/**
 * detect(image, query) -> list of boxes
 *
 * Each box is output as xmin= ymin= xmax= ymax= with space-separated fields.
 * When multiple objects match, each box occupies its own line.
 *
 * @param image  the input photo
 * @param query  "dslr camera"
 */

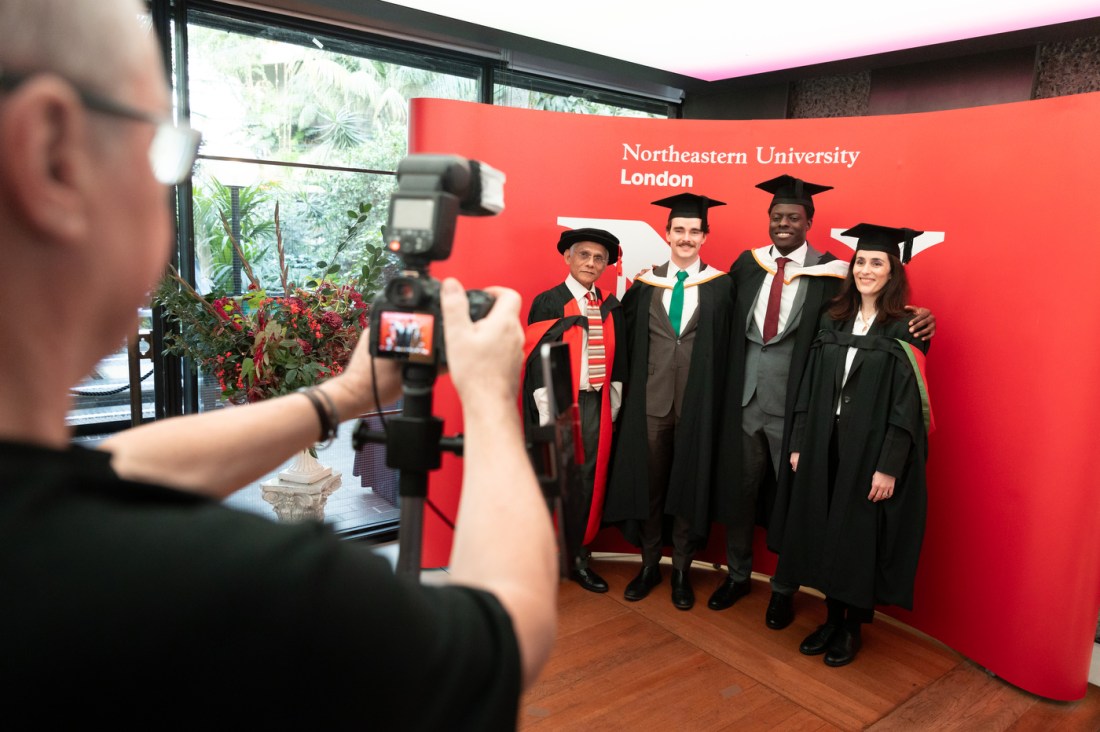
xmin=369 ymin=154 xmax=504 ymax=365
xmin=357 ymin=154 xmax=580 ymax=578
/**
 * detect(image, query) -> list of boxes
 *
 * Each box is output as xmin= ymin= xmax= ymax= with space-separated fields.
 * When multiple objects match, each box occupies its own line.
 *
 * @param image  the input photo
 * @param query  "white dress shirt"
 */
xmin=660 ymin=259 xmax=703 ymax=329
xmin=751 ymin=243 xmax=809 ymax=340
xmin=533 ymin=274 xmax=622 ymax=425
xmin=837 ymin=308 xmax=875 ymax=414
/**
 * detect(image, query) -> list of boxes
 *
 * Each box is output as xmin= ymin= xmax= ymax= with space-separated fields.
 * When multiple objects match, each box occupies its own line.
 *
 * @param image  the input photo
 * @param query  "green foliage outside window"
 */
xmin=193 ymin=178 xmax=277 ymax=294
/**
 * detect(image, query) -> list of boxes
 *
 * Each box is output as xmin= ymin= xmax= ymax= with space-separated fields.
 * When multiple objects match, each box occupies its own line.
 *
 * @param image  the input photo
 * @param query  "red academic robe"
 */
xmin=521 ymin=283 xmax=622 ymax=544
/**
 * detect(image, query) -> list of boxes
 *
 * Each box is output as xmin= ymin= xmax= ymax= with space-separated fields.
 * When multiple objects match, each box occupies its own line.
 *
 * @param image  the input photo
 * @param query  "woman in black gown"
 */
xmin=772 ymin=223 xmax=933 ymax=668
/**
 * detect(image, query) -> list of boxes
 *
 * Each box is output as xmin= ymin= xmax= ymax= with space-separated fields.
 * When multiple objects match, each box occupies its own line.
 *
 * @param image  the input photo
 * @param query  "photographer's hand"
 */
xmin=441 ymin=280 xmax=522 ymax=402
xmin=440 ymin=278 xmax=558 ymax=691
xmin=322 ymin=327 xmax=402 ymax=420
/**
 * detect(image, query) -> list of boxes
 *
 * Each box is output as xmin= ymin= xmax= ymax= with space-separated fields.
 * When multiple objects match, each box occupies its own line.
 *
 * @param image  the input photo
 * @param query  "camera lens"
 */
xmin=386 ymin=276 xmax=424 ymax=308
xmin=394 ymin=282 xmax=416 ymax=304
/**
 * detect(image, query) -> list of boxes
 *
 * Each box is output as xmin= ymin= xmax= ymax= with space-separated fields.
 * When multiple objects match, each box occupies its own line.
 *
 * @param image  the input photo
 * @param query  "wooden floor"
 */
xmin=519 ymin=556 xmax=1100 ymax=731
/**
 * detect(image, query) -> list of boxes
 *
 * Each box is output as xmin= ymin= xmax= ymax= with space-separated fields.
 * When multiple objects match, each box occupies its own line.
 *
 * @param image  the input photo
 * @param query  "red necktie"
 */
xmin=585 ymin=291 xmax=605 ymax=390
xmin=762 ymin=257 xmax=791 ymax=343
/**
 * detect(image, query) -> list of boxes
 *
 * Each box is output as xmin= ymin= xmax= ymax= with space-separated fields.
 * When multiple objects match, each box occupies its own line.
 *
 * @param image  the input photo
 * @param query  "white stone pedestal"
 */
xmin=261 ymin=449 xmax=342 ymax=522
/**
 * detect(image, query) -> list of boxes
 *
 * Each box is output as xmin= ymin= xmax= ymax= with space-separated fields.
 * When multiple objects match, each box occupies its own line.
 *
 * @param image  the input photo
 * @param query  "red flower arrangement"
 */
xmin=155 ymin=203 xmax=381 ymax=404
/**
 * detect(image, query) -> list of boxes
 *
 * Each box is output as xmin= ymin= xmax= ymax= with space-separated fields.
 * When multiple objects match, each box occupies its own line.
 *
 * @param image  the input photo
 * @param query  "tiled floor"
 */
xmin=223 ymin=436 xmax=399 ymax=533
xmin=78 ymin=421 xmax=400 ymax=534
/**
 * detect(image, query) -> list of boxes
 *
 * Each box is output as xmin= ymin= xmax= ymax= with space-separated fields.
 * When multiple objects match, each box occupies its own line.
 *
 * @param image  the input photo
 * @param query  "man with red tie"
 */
xmin=523 ymin=228 xmax=625 ymax=592
xmin=709 ymin=175 xmax=934 ymax=631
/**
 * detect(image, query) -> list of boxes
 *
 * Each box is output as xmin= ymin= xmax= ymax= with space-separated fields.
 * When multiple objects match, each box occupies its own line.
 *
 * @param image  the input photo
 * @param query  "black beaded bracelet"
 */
xmin=298 ymin=386 xmax=340 ymax=447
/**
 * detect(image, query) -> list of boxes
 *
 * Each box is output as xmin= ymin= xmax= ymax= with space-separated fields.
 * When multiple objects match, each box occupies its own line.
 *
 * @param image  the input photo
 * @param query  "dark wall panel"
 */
xmin=1035 ymin=34 xmax=1100 ymax=98
xmin=789 ymin=72 xmax=871 ymax=118
xmin=681 ymin=81 xmax=789 ymax=120
xmin=868 ymin=48 xmax=1035 ymax=115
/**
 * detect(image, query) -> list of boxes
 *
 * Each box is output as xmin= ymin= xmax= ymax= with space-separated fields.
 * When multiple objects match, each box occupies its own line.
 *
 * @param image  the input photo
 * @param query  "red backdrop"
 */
xmin=406 ymin=95 xmax=1100 ymax=701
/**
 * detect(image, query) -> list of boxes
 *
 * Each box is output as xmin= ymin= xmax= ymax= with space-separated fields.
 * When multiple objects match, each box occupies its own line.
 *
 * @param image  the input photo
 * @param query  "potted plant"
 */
xmin=154 ymin=199 xmax=391 ymax=520
xmin=155 ymin=200 xmax=387 ymax=405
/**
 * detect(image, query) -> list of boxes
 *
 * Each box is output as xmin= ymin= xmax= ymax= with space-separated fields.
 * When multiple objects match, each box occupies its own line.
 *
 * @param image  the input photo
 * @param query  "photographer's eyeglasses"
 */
xmin=0 ymin=66 xmax=202 ymax=185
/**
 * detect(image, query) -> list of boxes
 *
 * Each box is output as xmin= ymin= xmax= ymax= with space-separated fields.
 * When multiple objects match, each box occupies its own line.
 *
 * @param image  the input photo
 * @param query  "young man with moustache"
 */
xmin=603 ymin=193 xmax=733 ymax=610
xmin=708 ymin=175 xmax=935 ymax=632
xmin=523 ymin=228 xmax=625 ymax=593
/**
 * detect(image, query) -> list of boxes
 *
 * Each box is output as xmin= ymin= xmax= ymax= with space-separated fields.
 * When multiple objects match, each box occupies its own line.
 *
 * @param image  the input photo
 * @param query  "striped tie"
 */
xmin=585 ymin=291 xmax=605 ymax=390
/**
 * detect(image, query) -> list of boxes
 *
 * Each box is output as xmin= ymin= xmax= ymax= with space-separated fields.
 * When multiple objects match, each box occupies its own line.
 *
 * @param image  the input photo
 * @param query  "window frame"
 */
xmin=99 ymin=0 xmax=678 ymax=539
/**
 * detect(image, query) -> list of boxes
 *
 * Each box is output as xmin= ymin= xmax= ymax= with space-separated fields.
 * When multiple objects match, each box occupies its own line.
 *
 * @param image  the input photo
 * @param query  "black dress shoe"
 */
xmin=765 ymin=592 xmax=795 ymax=629
xmin=671 ymin=569 xmax=694 ymax=610
xmin=799 ymin=624 xmax=840 ymax=656
xmin=623 ymin=564 xmax=662 ymax=601
xmin=571 ymin=566 xmax=609 ymax=593
xmin=706 ymin=576 xmax=750 ymax=611
xmin=824 ymin=627 xmax=862 ymax=667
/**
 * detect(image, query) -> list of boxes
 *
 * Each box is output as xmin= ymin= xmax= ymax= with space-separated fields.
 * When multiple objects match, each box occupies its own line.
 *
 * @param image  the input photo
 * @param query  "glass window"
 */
xmin=67 ymin=313 xmax=156 ymax=433
xmin=168 ymin=9 xmax=483 ymax=535
xmin=494 ymin=69 xmax=673 ymax=118
xmin=221 ymin=413 xmax=401 ymax=538
xmin=77 ymin=2 xmax=676 ymax=531
xmin=185 ymin=12 xmax=482 ymax=307
xmin=187 ymin=16 xmax=480 ymax=170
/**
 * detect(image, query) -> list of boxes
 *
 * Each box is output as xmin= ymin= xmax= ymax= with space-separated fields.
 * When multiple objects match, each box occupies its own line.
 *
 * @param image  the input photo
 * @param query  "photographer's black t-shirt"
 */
xmin=0 ymin=441 xmax=521 ymax=729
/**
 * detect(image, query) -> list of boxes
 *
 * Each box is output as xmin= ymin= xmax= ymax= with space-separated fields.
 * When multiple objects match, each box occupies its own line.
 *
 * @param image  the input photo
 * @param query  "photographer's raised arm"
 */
xmin=440 ymin=278 xmax=558 ymax=690
xmin=100 ymin=332 xmax=402 ymax=499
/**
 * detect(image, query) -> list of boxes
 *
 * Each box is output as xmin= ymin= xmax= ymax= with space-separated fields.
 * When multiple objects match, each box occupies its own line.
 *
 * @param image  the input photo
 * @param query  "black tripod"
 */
xmin=354 ymin=362 xmax=464 ymax=578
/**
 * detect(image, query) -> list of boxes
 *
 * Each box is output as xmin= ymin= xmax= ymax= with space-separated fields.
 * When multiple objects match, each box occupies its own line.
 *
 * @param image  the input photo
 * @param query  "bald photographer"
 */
xmin=0 ymin=0 xmax=556 ymax=725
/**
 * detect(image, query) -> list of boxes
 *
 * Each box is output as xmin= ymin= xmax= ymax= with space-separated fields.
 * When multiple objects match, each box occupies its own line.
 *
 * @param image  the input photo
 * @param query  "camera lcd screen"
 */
xmin=376 ymin=311 xmax=435 ymax=360
xmin=390 ymin=197 xmax=435 ymax=230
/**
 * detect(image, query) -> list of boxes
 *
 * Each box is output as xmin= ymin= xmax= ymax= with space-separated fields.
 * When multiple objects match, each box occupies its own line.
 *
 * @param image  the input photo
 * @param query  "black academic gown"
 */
xmin=771 ymin=315 xmax=929 ymax=610
xmin=522 ymin=283 xmax=625 ymax=544
xmin=711 ymin=248 xmax=844 ymax=539
xmin=603 ymin=263 xmax=732 ymax=544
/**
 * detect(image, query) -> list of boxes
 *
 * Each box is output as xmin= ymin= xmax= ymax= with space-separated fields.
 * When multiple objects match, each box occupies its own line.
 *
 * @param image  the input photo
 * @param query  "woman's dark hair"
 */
xmin=828 ymin=250 xmax=910 ymax=323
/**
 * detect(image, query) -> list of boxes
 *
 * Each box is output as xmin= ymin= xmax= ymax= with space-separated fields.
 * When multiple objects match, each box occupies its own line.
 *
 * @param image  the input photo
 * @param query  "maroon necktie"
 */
xmin=762 ymin=257 xmax=791 ymax=343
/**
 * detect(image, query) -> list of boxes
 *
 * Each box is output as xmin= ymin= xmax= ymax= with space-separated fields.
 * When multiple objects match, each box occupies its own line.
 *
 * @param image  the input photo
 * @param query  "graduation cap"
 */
xmin=556 ymin=227 xmax=620 ymax=264
xmin=841 ymin=223 xmax=923 ymax=264
xmin=651 ymin=192 xmax=726 ymax=231
xmin=756 ymin=174 xmax=833 ymax=218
